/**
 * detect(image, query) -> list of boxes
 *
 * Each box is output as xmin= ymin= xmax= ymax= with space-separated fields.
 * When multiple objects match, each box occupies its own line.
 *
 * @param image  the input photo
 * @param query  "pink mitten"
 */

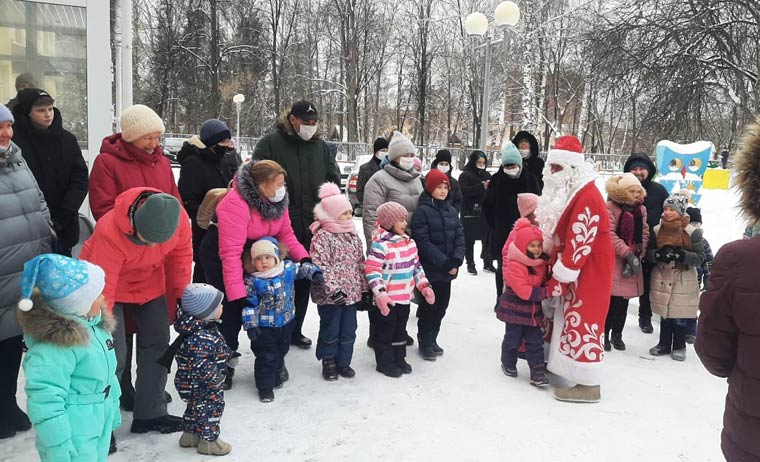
xmin=376 ymin=292 xmax=394 ymax=316
xmin=421 ymin=286 xmax=435 ymax=304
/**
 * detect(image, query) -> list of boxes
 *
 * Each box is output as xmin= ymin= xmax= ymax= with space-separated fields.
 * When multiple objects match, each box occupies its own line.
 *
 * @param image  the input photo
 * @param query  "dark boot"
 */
xmin=394 ymin=345 xmax=412 ymax=374
xmin=10 ymin=403 xmax=31 ymax=432
xmin=604 ymin=336 xmax=612 ymax=352
xmin=432 ymin=329 xmax=444 ymax=356
xmin=611 ymin=334 xmax=626 ymax=351
xmin=322 ymin=359 xmax=338 ymax=381
xmin=639 ymin=318 xmax=653 ymax=334
xmin=467 ymin=263 xmax=478 ymax=275
xmin=277 ymin=365 xmax=289 ymax=386
xmin=418 ymin=333 xmax=437 ymax=361
xmin=109 ymin=433 xmax=117 ymax=455
xmin=290 ymin=333 xmax=312 ymax=349
xmin=483 ymin=262 xmax=497 ymax=273
xmin=529 ymin=363 xmax=549 ymax=387
xmin=223 ymin=366 xmax=235 ymax=390
xmin=338 ymin=366 xmax=356 ymax=378
xmin=130 ymin=414 xmax=183 ymax=434
xmin=405 ymin=333 xmax=414 ymax=346
xmin=375 ymin=349 xmax=402 ymax=378
xmin=119 ymin=379 xmax=135 ymax=411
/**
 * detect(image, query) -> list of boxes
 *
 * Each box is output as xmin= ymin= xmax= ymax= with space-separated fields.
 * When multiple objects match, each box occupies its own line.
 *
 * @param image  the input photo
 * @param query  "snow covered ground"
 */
xmin=3 ymin=180 xmax=743 ymax=462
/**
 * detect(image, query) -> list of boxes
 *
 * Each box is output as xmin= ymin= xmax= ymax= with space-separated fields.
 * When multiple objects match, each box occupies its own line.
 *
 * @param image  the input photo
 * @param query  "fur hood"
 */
xmin=275 ymin=110 xmax=323 ymax=141
xmin=17 ymin=293 xmax=116 ymax=347
xmin=235 ymin=161 xmax=289 ymax=220
xmin=605 ymin=175 xmax=647 ymax=206
xmin=733 ymin=116 xmax=760 ymax=223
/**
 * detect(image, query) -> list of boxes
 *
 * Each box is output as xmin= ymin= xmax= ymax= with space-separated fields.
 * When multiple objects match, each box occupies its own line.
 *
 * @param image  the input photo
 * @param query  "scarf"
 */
xmin=617 ymin=203 xmax=644 ymax=254
xmin=658 ymin=215 xmax=692 ymax=250
xmin=252 ymin=261 xmax=285 ymax=279
xmin=309 ymin=218 xmax=357 ymax=234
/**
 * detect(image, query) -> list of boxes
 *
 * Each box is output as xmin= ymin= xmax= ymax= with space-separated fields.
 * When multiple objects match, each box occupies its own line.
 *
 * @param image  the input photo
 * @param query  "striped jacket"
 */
xmin=365 ymin=230 xmax=429 ymax=304
xmin=497 ymin=241 xmax=549 ymax=327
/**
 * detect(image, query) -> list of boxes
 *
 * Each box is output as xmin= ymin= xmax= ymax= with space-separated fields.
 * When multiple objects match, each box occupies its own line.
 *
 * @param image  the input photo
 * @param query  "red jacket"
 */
xmin=79 ymin=187 xmax=192 ymax=320
xmin=89 ymin=133 xmax=181 ymax=220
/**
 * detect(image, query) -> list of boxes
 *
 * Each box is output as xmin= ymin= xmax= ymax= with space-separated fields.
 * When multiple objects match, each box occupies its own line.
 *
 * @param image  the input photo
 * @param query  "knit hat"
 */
xmin=615 ymin=172 xmax=644 ymax=191
xmin=314 ymin=182 xmax=352 ymax=220
xmin=120 ymin=104 xmax=165 ymax=143
xmin=133 ymin=193 xmax=181 ymax=243
xmin=387 ymin=131 xmax=415 ymax=160
xmin=251 ymin=237 xmax=281 ymax=264
xmin=517 ymin=193 xmax=539 ymax=218
xmin=513 ymin=218 xmax=544 ymax=254
xmin=425 ymin=168 xmax=450 ymax=194
xmin=376 ymin=202 xmax=408 ymax=231
xmin=18 ymin=254 xmax=105 ymax=316
xmin=181 ymin=283 xmax=224 ymax=320
xmin=0 ymin=104 xmax=13 ymax=124
xmin=663 ymin=194 xmax=689 ymax=216
xmin=627 ymin=158 xmax=652 ymax=174
xmin=546 ymin=135 xmax=585 ymax=168
xmin=501 ymin=142 xmax=522 ymax=166
xmin=200 ymin=119 xmax=232 ymax=147
xmin=435 ymin=149 xmax=452 ymax=164
xmin=373 ymin=137 xmax=389 ymax=154
xmin=686 ymin=207 xmax=702 ymax=224
xmin=14 ymin=88 xmax=54 ymax=116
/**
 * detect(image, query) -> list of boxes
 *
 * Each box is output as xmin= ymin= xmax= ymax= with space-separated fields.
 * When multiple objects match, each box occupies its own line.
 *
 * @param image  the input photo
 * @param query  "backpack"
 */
xmin=196 ymin=181 xmax=232 ymax=229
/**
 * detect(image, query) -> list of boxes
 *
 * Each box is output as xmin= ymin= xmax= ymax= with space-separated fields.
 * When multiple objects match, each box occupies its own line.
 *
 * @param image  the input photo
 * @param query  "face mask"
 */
xmin=477 ymin=165 xmax=486 ymax=171
xmin=270 ymin=185 xmax=286 ymax=202
xmin=375 ymin=151 xmax=386 ymax=160
xmin=398 ymin=157 xmax=415 ymax=171
xmin=519 ymin=149 xmax=531 ymax=159
xmin=212 ymin=145 xmax=232 ymax=159
xmin=503 ymin=166 xmax=521 ymax=178
xmin=437 ymin=165 xmax=450 ymax=174
xmin=298 ymin=124 xmax=317 ymax=141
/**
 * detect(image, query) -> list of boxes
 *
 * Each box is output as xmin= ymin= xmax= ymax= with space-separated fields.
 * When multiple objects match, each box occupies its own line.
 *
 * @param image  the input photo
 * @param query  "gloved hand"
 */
xmin=247 ymin=327 xmax=261 ymax=342
xmin=358 ymin=291 xmax=373 ymax=311
xmin=47 ymin=440 xmax=77 ymax=462
xmin=329 ymin=290 xmax=347 ymax=306
xmin=673 ymin=249 xmax=686 ymax=262
xmin=375 ymin=292 xmax=394 ymax=316
xmin=546 ymin=278 xmax=564 ymax=297
xmin=421 ymin=286 xmax=435 ymax=304
xmin=624 ymin=252 xmax=642 ymax=275
xmin=654 ymin=246 xmax=674 ymax=262
xmin=298 ymin=259 xmax=325 ymax=283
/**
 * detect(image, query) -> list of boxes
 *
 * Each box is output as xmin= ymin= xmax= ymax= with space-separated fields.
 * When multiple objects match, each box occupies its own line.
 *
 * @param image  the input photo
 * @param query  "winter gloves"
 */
xmin=622 ymin=252 xmax=642 ymax=278
xmin=329 ymin=290 xmax=347 ymax=306
xmin=359 ymin=292 xmax=374 ymax=311
xmin=297 ymin=259 xmax=325 ymax=283
xmin=654 ymin=246 xmax=685 ymax=263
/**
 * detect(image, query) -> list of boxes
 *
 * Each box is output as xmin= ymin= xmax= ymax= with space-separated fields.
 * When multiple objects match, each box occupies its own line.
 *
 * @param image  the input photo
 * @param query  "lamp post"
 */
xmin=465 ymin=1 xmax=520 ymax=153
xmin=233 ymin=93 xmax=245 ymax=147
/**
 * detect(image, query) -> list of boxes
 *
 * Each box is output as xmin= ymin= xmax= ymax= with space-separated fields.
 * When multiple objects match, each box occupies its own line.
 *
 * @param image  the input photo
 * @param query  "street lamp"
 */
xmin=465 ymin=1 xmax=520 ymax=152
xmin=233 ymin=93 xmax=245 ymax=147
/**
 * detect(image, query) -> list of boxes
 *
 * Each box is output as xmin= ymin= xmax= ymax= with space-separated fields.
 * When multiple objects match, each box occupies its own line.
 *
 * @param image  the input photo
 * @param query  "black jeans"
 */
xmin=0 ymin=335 xmax=23 ymax=419
xmin=417 ymin=281 xmax=452 ymax=347
xmin=606 ymin=296 xmax=630 ymax=338
xmin=638 ymin=262 xmax=653 ymax=324
xmin=658 ymin=317 xmax=688 ymax=352
xmin=250 ymin=322 xmax=294 ymax=391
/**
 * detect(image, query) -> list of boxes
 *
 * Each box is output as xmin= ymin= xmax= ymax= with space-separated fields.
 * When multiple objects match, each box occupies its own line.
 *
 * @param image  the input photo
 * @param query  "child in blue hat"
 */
xmin=17 ymin=254 xmax=121 ymax=462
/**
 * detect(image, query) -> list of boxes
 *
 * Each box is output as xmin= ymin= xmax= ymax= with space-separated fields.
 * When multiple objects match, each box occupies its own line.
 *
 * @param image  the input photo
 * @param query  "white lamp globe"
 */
xmin=464 ymin=12 xmax=488 ymax=36
xmin=494 ymin=1 xmax=520 ymax=26
xmin=233 ymin=94 xmax=245 ymax=104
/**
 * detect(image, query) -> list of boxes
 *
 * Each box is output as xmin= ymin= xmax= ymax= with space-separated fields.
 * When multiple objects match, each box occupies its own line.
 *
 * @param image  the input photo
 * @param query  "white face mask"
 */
xmin=298 ymin=124 xmax=317 ymax=141
xmin=270 ymin=185 xmax=287 ymax=202
xmin=398 ymin=157 xmax=415 ymax=171
xmin=477 ymin=164 xmax=486 ymax=171
xmin=503 ymin=166 xmax=521 ymax=178
xmin=437 ymin=165 xmax=450 ymax=174
xmin=375 ymin=150 xmax=386 ymax=160
xmin=519 ymin=149 xmax=531 ymax=159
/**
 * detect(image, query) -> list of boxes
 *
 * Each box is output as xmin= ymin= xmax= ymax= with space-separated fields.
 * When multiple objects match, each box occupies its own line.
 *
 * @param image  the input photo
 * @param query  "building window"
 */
xmin=0 ymin=0 xmax=88 ymax=146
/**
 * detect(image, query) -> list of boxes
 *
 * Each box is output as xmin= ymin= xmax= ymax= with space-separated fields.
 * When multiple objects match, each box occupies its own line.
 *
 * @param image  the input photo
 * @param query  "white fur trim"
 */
xmin=552 ymin=257 xmax=580 ymax=283
xmin=546 ymin=149 xmax=585 ymax=168
xmin=547 ymin=308 xmax=602 ymax=386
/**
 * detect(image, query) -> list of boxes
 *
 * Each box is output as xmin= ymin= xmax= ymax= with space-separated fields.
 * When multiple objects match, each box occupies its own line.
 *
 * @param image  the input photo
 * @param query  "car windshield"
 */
xmin=164 ymin=138 xmax=184 ymax=149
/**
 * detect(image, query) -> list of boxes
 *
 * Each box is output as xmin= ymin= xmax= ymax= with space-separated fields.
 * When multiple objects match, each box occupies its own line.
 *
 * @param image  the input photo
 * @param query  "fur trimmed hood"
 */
xmin=733 ymin=116 xmax=760 ymax=223
xmin=605 ymin=175 xmax=646 ymax=206
xmin=275 ymin=110 xmax=323 ymax=141
xmin=235 ymin=161 xmax=289 ymax=220
xmin=17 ymin=293 xmax=115 ymax=347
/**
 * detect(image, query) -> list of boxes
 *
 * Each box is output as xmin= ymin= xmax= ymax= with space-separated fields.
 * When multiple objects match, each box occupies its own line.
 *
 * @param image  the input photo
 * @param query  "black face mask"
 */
xmin=211 ymin=145 xmax=232 ymax=160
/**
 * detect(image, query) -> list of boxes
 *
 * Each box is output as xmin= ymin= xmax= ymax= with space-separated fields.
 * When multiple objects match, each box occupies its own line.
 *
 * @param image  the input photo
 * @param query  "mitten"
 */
xmin=46 ymin=440 xmax=77 ymax=462
xmin=421 ymin=286 xmax=435 ymax=304
xmin=375 ymin=292 xmax=394 ymax=316
xmin=358 ymin=291 xmax=374 ymax=311
xmin=546 ymin=278 xmax=564 ymax=297
xmin=624 ymin=253 xmax=642 ymax=274
xmin=298 ymin=260 xmax=325 ymax=283
xmin=654 ymin=246 xmax=673 ymax=262
xmin=622 ymin=262 xmax=633 ymax=278
xmin=329 ymin=290 xmax=347 ymax=306
xmin=674 ymin=249 xmax=686 ymax=262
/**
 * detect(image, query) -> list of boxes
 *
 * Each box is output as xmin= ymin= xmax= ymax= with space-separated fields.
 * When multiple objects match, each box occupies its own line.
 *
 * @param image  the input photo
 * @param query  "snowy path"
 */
xmin=3 ymin=183 xmax=740 ymax=462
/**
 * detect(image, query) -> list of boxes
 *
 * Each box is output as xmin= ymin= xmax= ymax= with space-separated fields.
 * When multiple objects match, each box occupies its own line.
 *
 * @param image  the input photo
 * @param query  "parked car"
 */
xmin=337 ymin=160 xmax=353 ymax=193
xmin=162 ymin=137 xmax=187 ymax=164
xmin=346 ymin=154 xmax=373 ymax=216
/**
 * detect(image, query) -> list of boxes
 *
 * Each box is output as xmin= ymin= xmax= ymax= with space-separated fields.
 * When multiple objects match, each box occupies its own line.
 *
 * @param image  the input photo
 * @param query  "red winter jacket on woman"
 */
xmin=89 ymin=133 xmax=181 ymax=220
xmin=79 ymin=187 xmax=192 ymax=320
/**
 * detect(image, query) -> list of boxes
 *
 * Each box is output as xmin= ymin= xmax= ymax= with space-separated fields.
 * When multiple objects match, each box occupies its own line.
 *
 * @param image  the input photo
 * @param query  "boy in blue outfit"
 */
xmin=242 ymin=237 xmax=322 ymax=402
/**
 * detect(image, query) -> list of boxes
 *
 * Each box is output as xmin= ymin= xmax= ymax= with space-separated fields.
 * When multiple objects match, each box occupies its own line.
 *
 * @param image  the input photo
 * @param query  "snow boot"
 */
xmin=529 ymin=364 xmax=549 ymax=387
xmin=120 ymin=379 xmax=135 ymax=411
xmin=394 ymin=346 xmax=412 ymax=373
xmin=671 ymin=348 xmax=687 ymax=361
xmin=432 ymin=330 xmax=444 ymax=356
xmin=685 ymin=334 xmax=696 ymax=345
xmin=258 ymin=389 xmax=275 ymax=403
xmin=223 ymin=366 xmax=235 ymax=390
xmin=291 ymin=333 xmax=312 ymax=349
xmin=179 ymin=432 xmax=201 ymax=448
xmin=405 ymin=333 xmax=414 ymax=346
xmin=554 ymin=384 xmax=601 ymax=403
xmin=418 ymin=333 xmax=437 ymax=361
xmin=109 ymin=433 xmax=117 ymax=454
xmin=278 ymin=364 xmax=289 ymax=384
xmin=338 ymin=366 xmax=356 ymax=378
xmin=604 ymin=337 xmax=612 ymax=352
xmin=322 ymin=359 xmax=339 ymax=381
xmin=10 ymin=403 xmax=31 ymax=432
xmin=610 ymin=334 xmax=626 ymax=351
xmin=649 ymin=344 xmax=671 ymax=356
xmin=639 ymin=318 xmax=653 ymax=334
xmin=197 ymin=438 xmax=232 ymax=456
xmin=130 ymin=414 xmax=183 ymax=434
xmin=375 ymin=349 xmax=403 ymax=378
xmin=483 ymin=263 xmax=497 ymax=273
xmin=501 ymin=364 xmax=518 ymax=377
xmin=467 ymin=263 xmax=477 ymax=275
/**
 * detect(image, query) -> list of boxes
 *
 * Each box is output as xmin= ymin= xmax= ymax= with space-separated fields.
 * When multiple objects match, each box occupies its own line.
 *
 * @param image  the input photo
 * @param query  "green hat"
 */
xmin=133 ymin=193 xmax=181 ymax=243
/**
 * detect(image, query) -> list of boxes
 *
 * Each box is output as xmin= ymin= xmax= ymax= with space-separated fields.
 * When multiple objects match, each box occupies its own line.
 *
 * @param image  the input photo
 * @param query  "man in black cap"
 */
xmin=253 ymin=100 xmax=340 ymax=349
xmin=12 ymin=88 xmax=88 ymax=257
xmin=356 ymin=137 xmax=389 ymax=213
xmin=623 ymin=152 xmax=669 ymax=333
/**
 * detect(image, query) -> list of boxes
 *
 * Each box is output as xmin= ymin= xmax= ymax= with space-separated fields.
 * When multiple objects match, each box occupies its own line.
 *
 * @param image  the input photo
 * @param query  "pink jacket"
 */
xmin=216 ymin=165 xmax=308 ymax=301
xmin=607 ymin=201 xmax=649 ymax=298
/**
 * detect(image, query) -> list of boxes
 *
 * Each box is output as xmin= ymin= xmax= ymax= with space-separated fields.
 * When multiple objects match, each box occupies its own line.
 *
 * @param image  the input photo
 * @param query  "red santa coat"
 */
xmin=546 ymin=181 xmax=614 ymax=386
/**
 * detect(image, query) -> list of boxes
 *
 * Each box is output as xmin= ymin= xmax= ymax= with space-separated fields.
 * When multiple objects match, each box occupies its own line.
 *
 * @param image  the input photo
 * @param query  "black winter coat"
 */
xmin=356 ymin=156 xmax=381 ymax=205
xmin=458 ymin=163 xmax=492 ymax=240
xmin=411 ymin=192 xmax=465 ymax=282
xmin=624 ymin=153 xmax=669 ymax=232
xmin=11 ymin=108 xmax=88 ymax=249
xmin=482 ymin=168 xmax=541 ymax=256
xmin=430 ymin=159 xmax=463 ymax=213
xmin=512 ymin=131 xmax=545 ymax=189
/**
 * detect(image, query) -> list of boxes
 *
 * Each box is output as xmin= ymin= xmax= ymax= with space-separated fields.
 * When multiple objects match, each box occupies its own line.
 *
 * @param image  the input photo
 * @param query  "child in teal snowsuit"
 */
xmin=17 ymin=254 xmax=121 ymax=462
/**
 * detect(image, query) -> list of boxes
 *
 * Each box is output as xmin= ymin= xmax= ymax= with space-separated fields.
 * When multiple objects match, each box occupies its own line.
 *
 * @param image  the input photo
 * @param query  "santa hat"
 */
xmin=251 ymin=237 xmax=282 ymax=265
xmin=425 ymin=169 xmax=449 ymax=194
xmin=546 ymin=135 xmax=585 ymax=168
xmin=513 ymin=218 xmax=543 ymax=253
xmin=517 ymin=193 xmax=539 ymax=218
xmin=18 ymin=254 xmax=105 ymax=316
xmin=376 ymin=202 xmax=408 ymax=231
xmin=314 ymin=182 xmax=352 ymax=221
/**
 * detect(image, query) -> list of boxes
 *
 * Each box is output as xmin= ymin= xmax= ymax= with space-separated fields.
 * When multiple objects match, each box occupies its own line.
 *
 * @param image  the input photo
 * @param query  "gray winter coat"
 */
xmin=362 ymin=163 xmax=423 ymax=247
xmin=0 ymin=142 xmax=52 ymax=341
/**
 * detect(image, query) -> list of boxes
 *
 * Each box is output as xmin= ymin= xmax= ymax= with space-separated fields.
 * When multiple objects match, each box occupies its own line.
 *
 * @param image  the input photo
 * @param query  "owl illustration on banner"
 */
xmin=655 ymin=140 xmax=714 ymax=205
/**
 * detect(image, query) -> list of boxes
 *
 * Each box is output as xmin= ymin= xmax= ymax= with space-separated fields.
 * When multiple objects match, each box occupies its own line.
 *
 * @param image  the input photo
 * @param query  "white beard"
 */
xmin=536 ymin=161 xmax=597 ymax=239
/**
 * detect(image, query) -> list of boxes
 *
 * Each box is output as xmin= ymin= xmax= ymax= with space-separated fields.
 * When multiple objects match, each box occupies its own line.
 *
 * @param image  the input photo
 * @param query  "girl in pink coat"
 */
xmin=604 ymin=173 xmax=649 ymax=352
